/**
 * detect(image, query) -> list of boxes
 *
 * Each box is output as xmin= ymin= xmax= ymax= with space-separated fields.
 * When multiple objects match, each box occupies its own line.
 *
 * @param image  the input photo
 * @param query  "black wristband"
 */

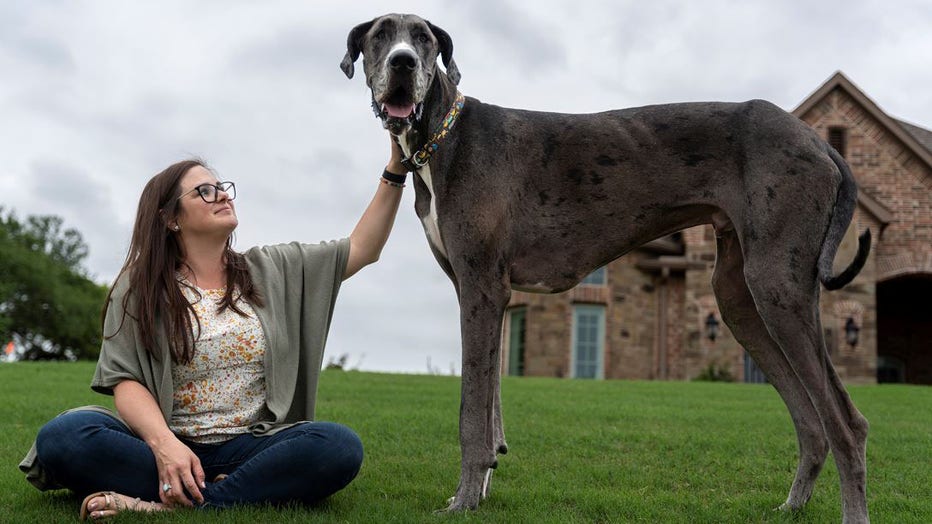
xmin=382 ymin=170 xmax=407 ymax=184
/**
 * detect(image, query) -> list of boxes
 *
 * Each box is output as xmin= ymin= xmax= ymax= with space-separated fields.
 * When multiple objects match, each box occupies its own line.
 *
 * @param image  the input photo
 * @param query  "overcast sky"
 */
xmin=2 ymin=1 xmax=930 ymax=374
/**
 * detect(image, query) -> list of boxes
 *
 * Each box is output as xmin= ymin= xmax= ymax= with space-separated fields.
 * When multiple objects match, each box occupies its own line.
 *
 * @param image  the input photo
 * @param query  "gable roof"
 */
xmin=897 ymin=119 xmax=932 ymax=154
xmin=792 ymin=71 xmax=932 ymax=170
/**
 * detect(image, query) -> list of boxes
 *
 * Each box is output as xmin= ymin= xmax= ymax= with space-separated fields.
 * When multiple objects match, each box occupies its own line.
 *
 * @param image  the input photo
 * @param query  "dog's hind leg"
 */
xmin=444 ymin=273 xmax=511 ymax=511
xmin=740 ymin=239 xmax=869 ymax=524
xmin=711 ymin=226 xmax=829 ymax=511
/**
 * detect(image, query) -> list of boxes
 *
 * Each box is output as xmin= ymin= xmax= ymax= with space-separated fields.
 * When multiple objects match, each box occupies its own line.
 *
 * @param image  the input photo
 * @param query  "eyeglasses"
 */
xmin=175 ymin=181 xmax=236 ymax=204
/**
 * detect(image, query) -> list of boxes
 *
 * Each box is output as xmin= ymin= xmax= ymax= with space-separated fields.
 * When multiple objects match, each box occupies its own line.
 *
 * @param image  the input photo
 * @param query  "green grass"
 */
xmin=1 ymin=362 xmax=930 ymax=523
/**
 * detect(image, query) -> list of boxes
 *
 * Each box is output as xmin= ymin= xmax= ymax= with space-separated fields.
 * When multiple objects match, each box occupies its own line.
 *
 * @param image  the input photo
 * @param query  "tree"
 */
xmin=0 ymin=208 xmax=108 ymax=360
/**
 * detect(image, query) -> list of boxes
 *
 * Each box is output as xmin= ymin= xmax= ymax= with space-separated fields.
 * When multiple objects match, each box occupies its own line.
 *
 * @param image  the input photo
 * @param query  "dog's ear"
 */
xmin=340 ymin=20 xmax=374 ymax=79
xmin=426 ymin=20 xmax=460 ymax=85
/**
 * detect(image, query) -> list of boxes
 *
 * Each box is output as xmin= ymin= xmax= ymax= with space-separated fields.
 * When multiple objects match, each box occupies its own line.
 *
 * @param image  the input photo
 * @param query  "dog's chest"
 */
xmin=399 ymin=137 xmax=448 ymax=259
xmin=415 ymin=166 xmax=447 ymax=258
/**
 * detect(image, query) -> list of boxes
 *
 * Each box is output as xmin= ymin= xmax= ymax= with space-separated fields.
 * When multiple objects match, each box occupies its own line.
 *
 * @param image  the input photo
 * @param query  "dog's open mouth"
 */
xmin=374 ymin=88 xmax=423 ymax=132
xmin=382 ymin=101 xmax=416 ymax=119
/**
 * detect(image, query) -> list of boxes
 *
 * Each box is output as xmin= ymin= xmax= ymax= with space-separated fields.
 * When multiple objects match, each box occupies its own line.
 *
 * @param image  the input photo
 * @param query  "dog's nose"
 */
xmin=389 ymin=50 xmax=418 ymax=72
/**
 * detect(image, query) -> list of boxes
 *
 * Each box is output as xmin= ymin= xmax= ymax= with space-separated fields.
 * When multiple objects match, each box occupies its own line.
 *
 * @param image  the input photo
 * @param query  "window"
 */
xmin=572 ymin=305 xmax=605 ymax=379
xmin=743 ymin=351 xmax=767 ymax=384
xmin=580 ymin=266 xmax=607 ymax=286
xmin=507 ymin=308 xmax=526 ymax=376
xmin=828 ymin=127 xmax=847 ymax=158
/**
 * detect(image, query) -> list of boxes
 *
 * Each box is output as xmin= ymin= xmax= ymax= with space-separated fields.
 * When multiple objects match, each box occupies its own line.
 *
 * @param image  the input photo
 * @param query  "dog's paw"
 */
xmin=774 ymin=502 xmax=802 ymax=513
xmin=435 ymin=496 xmax=475 ymax=513
xmin=434 ymin=497 xmax=468 ymax=514
xmin=433 ymin=496 xmax=455 ymax=514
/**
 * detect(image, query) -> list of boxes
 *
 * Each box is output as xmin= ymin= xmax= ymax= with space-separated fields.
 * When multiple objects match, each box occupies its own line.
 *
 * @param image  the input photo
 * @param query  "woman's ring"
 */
xmin=162 ymin=483 xmax=172 ymax=493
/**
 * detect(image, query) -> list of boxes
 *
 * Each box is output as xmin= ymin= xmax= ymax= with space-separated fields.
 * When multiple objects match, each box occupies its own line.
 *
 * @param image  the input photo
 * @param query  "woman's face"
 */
xmin=174 ymin=166 xmax=238 ymax=238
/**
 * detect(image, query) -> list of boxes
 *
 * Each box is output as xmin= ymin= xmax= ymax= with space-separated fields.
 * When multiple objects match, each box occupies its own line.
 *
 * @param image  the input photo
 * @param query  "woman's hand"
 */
xmin=113 ymin=380 xmax=206 ymax=507
xmin=386 ymin=136 xmax=406 ymax=175
xmin=149 ymin=433 xmax=206 ymax=507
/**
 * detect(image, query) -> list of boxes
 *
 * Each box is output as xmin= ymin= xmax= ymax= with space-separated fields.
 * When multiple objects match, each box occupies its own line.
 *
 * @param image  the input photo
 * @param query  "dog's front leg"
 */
xmin=493 ymin=383 xmax=507 ymax=453
xmin=487 ymin=377 xmax=507 ymax=498
xmin=443 ymin=276 xmax=510 ymax=511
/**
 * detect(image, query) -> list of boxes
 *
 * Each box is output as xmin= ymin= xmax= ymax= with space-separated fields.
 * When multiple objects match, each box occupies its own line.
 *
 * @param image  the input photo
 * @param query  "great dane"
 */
xmin=341 ymin=13 xmax=871 ymax=523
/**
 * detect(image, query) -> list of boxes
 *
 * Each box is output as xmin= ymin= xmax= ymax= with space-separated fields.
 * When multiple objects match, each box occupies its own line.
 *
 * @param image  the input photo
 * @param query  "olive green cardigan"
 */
xmin=20 ymin=239 xmax=350 ymax=490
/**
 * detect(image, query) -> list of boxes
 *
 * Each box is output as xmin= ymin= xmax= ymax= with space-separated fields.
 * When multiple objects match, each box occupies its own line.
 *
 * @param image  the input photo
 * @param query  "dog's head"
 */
xmin=341 ymin=13 xmax=460 ymax=135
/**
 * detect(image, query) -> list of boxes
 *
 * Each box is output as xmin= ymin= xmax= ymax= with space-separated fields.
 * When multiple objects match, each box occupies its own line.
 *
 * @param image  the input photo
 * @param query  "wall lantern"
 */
xmin=844 ymin=317 xmax=860 ymax=347
xmin=705 ymin=313 xmax=720 ymax=342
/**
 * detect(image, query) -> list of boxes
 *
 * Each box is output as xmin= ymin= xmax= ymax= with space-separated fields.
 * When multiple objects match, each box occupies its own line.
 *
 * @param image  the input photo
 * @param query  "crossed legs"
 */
xmin=35 ymin=410 xmax=364 ymax=515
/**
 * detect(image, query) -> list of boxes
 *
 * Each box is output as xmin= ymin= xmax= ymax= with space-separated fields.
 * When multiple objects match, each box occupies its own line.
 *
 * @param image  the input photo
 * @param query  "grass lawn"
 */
xmin=1 ymin=362 xmax=930 ymax=523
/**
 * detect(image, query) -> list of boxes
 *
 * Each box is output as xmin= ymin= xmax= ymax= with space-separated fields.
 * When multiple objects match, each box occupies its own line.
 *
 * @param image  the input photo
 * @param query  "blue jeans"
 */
xmin=34 ymin=410 xmax=364 ymax=508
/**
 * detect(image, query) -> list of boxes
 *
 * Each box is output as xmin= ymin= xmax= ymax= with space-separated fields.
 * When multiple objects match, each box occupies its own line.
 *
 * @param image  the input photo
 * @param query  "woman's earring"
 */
xmin=173 ymin=225 xmax=180 ymax=231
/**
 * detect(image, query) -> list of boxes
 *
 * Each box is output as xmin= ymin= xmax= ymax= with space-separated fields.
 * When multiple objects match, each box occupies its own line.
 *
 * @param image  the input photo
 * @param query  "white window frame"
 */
xmin=571 ymin=304 xmax=605 ymax=379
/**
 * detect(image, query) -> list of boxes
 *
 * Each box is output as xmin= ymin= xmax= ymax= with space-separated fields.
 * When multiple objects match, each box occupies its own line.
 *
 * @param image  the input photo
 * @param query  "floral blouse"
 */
xmin=170 ymin=283 xmax=272 ymax=443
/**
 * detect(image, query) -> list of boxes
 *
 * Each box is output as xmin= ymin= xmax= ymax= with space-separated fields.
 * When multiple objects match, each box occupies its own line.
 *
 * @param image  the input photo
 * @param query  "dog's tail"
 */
xmin=818 ymin=147 xmax=871 ymax=291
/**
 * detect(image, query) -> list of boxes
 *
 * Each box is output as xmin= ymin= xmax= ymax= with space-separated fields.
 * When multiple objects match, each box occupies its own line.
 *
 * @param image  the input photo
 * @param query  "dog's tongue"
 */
xmin=384 ymin=103 xmax=415 ymax=118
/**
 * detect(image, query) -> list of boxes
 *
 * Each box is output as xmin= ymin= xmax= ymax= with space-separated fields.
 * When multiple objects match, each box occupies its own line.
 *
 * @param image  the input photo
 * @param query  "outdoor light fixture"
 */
xmin=845 ymin=317 xmax=860 ymax=347
xmin=705 ymin=313 xmax=720 ymax=342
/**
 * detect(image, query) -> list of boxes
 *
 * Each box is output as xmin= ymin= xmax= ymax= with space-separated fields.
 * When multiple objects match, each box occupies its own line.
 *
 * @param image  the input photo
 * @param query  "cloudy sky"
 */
xmin=2 ymin=1 xmax=930 ymax=373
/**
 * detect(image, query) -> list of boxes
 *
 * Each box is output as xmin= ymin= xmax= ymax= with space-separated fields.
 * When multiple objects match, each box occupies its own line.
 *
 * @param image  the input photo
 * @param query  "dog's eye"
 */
xmin=375 ymin=29 xmax=386 ymax=40
xmin=416 ymin=32 xmax=430 ymax=44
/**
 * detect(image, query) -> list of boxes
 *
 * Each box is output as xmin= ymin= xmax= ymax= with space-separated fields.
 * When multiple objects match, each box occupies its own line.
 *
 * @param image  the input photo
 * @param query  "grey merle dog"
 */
xmin=341 ymin=13 xmax=872 ymax=524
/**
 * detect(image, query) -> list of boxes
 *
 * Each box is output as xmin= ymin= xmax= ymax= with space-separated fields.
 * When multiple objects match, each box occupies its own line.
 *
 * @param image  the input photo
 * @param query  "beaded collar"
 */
xmin=400 ymin=92 xmax=466 ymax=172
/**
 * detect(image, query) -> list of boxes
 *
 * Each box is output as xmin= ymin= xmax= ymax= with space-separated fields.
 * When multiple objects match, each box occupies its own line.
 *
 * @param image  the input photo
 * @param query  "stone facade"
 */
xmin=504 ymin=71 xmax=932 ymax=384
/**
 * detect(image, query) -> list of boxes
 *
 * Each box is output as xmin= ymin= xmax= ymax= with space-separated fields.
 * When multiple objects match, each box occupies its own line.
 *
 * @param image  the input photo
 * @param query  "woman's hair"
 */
xmin=102 ymin=159 xmax=263 ymax=364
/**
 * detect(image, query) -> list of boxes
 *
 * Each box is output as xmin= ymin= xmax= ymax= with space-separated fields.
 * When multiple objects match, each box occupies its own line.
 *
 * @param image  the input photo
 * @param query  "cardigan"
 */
xmin=20 ymin=238 xmax=350 ymax=490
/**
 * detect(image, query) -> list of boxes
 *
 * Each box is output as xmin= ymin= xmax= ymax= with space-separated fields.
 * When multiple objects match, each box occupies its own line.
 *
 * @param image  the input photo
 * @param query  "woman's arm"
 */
xmin=344 ymin=137 xmax=407 ymax=280
xmin=114 ymin=380 xmax=205 ymax=506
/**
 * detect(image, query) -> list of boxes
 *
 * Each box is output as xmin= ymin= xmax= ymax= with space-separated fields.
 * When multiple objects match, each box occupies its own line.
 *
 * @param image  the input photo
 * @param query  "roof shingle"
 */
xmin=896 ymin=120 xmax=932 ymax=155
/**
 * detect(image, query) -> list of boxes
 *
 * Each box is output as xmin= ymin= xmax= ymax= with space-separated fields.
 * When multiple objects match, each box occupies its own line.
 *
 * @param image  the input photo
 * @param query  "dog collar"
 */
xmin=400 ymin=92 xmax=466 ymax=172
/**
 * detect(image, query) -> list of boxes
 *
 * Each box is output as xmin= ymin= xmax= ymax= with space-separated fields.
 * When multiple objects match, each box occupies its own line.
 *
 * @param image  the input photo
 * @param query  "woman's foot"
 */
xmin=80 ymin=491 xmax=167 ymax=520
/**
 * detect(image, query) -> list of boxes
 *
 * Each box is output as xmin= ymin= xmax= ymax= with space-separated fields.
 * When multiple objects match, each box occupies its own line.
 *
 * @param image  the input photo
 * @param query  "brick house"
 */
xmin=503 ymin=71 xmax=932 ymax=385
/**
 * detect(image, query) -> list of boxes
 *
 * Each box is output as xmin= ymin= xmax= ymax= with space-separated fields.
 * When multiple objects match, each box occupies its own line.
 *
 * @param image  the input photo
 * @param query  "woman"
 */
xmin=22 ymin=138 xmax=409 ymax=519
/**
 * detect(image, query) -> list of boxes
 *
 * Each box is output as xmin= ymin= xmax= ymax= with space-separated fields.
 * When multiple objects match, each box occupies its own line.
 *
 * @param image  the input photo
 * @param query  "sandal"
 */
xmin=79 ymin=491 xmax=162 ymax=521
